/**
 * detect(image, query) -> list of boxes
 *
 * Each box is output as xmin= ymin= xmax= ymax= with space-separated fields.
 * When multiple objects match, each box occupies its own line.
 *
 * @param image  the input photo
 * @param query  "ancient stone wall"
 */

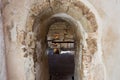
xmin=1 ymin=0 xmax=106 ymax=80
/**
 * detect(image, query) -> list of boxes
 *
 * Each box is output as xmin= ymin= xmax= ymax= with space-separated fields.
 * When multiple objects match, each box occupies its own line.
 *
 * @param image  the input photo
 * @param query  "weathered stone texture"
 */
xmin=0 ymin=0 xmax=112 ymax=80
xmin=0 ymin=0 xmax=7 ymax=80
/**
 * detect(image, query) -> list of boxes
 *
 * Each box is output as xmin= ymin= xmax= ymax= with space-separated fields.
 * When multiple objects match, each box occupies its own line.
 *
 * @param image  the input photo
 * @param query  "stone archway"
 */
xmin=32 ymin=13 xmax=88 ymax=80
xmin=23 ymin=0 xmax=105 ymax=80
xmin=2 ymin=0 xmax=105 ymax=80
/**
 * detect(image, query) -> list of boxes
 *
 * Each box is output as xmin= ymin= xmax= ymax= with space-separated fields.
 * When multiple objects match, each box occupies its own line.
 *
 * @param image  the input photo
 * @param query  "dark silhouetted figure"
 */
xmin=54 ymin=48 xmax=59 ymax=54
xmin=72 ymin=76 xmax=74 ymax=80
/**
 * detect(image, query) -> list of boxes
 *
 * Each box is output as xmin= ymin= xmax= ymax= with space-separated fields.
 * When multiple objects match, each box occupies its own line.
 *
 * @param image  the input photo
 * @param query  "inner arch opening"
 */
xmin=34 ymin=13 xmax=85 ymax=80
xmin=47 ymin=21 xmax=76 ymax=80
xmin=33 ymin=13 xmax=99 ymax=80
xmin=35 ymin=13 xmax=84 ymax=80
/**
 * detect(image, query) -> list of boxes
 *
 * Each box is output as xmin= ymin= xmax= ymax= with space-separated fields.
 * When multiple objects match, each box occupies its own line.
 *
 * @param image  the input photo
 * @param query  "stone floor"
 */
xmin=50 ymin=75 xmax=74 ymax=80
xmin=48 ymin=54 xmax=75 ymax=80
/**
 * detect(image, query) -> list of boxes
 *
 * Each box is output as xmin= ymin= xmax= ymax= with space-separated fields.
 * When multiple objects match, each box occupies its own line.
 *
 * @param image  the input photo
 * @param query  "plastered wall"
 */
xmin=1 ymin=0 xmax=31 ymax=80
xmin=88 ymin=0 xmax=120 ymax=80
xmin=0 ymin=0 xmax=7 ymax=79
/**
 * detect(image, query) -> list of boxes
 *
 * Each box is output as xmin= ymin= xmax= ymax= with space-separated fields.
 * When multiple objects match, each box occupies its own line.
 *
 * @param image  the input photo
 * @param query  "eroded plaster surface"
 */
xmin=0 ymin=0 xmax=7 ymax=79
xmin=1 ymin=0 xmax=106 ymax=80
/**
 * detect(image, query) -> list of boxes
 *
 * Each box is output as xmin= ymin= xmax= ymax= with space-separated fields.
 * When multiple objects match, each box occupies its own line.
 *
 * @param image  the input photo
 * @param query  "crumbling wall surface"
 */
xmin=1 ymin=0 xmax=33 ymax=80
xmin=1 ymin=0 xmax=49 ymax=80
xmin=2 ymin=0 xmax=120 ymax=80
xmin=0 ymin=0 xmax=7 ymax=80
xmin=88 ymin=0 xmax=120 ymax=80
xmin=29 ymin=0 xmax=104 ymax=79
xmin=1 ymin=0 xmax=105 ymax=80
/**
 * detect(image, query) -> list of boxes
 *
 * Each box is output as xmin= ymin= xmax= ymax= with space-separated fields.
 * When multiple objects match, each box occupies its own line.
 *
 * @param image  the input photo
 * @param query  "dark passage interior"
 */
xmin=47 ymin=22 xmax=75 ymax=80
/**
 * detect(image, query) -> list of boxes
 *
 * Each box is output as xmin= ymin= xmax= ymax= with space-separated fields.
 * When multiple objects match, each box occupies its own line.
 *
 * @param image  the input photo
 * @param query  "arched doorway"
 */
xmin=2 ymin=0 xmax=107 ymax=80
xmin=32 ymin=13 xmax=85 ymax=80
xmin=22 ymin=1 xmax=103 ymax=80
xmin=47 ymin=21 xmax=75 ymax=80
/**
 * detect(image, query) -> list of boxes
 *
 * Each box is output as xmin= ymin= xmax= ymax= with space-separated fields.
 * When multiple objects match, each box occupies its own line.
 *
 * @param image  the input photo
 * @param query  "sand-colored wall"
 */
xmin=1 ymin=0 xmax=31 ymax=80
xmin=0 ymin=0 xmax=7 ymax=79
xmin=88 ymin=0 xmax=120 ymax=80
